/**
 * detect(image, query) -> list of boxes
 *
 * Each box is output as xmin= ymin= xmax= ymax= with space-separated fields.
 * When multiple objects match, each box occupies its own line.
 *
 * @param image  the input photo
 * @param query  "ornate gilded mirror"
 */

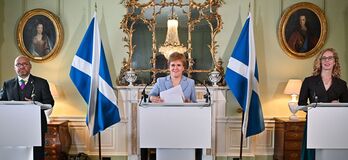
xmin=119 ymin=0 xmax=223 ymax=85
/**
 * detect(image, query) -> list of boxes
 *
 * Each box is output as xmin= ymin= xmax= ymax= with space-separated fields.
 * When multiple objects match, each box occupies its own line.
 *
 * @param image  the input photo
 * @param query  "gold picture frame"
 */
xmin=17 ymin=9 xmax=64 ymax=62
xmin=278 ymin=2 xmax=327 ymax=59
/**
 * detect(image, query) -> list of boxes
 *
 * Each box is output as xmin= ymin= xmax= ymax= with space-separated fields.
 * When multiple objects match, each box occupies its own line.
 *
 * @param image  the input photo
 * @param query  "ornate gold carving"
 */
xmin=120 ymin=0 xmax=224 ymax=85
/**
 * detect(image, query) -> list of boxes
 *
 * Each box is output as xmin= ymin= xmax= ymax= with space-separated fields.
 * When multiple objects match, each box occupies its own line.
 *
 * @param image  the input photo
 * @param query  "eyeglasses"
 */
xmin=320 ymin=56 xmax=335 ymax=61
xmin=15 ymin=63 xmax=30 ymax=67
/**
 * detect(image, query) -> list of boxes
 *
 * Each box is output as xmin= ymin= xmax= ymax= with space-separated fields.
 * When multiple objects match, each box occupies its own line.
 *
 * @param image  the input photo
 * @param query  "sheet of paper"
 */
xmin=160 ymin=85 xmax=184 ymax=103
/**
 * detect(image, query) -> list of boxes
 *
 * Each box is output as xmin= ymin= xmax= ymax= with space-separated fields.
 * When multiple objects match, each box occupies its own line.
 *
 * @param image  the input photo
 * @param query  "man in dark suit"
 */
xmin=0 ymin=55 xmax=54 ymax=160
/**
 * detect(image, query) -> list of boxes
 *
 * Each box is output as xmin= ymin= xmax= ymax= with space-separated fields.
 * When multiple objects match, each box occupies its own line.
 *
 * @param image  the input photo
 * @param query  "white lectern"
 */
xmin=139 ymin=103 xmax=211 ymax=160
xmin=307 ymin=103 xmax=348 ymax=160
xmin=0 ymin=101 xmax=49 ymax=160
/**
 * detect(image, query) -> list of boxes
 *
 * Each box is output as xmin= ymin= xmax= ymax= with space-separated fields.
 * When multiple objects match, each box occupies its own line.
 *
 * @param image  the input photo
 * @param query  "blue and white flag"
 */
xmin=225 ymin=13 xmax=265 ymax=137
xmin=70 ymin=13 xmax=120 ymax=136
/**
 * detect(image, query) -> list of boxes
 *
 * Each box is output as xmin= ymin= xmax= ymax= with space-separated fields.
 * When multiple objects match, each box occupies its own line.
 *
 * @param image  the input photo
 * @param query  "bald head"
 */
xmin=14 ymin=55 xmax=32 ymax=78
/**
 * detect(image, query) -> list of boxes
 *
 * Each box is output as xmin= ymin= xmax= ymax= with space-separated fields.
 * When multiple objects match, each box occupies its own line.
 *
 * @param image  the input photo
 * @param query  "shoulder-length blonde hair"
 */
xmin=312 ymin=48 xmax=341 ymax=77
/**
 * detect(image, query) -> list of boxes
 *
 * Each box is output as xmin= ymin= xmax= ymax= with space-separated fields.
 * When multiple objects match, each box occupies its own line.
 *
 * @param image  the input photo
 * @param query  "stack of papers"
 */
xmin=159 ymin=85 xmax=185 ymax=103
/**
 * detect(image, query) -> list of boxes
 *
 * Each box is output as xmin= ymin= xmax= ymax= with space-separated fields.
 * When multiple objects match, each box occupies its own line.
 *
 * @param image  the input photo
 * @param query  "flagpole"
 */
xmin=94 ymin=3 xmax=102 ymax=160
xmin=225 ymin=3 xmax=265 ymax=160
xmin=239 ymin=3 xmax=249 ymax=160
xmin=239 ymin=111 xmax=245 ymax=160
xmin=98 ymin=132 xmax=102 ymax=160
xmin=70 ymin=1 xmax=121 ymax=160
xmin=248 ymin=2 xmax=250 ymax=12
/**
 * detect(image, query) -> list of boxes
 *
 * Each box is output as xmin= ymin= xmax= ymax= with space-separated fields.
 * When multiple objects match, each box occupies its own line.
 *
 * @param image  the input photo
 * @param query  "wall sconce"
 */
xmin=283 ymin=79 xmax=302 ymax=120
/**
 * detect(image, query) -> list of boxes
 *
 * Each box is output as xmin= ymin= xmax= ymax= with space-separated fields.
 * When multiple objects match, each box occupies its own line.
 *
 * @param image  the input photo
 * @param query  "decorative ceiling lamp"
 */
xmin=159 ymin=0 xmax=187 ymax=59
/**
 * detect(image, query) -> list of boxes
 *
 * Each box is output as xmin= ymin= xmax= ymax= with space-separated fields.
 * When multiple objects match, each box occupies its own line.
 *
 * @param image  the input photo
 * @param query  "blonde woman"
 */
xmin=298 ymin=48 xmax=348 ymax=160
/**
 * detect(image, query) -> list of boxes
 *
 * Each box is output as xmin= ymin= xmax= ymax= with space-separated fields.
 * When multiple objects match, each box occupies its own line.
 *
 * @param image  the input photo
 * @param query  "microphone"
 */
xmin=140 ymin=83 xmax=150 ymax=105
xmin=313 ymin=90 xmax=318 ymax=108
xmin=194 ymin=79 xmax=211 ymax=104
xmin=31 ymin=80 xmax=36 ymax=102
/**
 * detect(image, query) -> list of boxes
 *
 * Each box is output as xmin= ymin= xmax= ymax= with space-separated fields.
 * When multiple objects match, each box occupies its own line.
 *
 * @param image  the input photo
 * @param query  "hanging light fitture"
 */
xmin=159 ymin=1 xmax=187 ymax=59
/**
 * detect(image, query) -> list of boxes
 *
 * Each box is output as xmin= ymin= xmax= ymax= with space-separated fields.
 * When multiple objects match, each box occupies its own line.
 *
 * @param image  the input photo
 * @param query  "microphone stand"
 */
xmin=313 ymin=91 xmax=318 ymax=108
xmin=31 ymin=80 xmax=36 ymax=105
xmin=204 ymin=88 xmax=211 ymax=105
xmin=139 ymin=83 xmax=150 ymax=106
xmin=195 ymin=79 xmax=211 ymax=106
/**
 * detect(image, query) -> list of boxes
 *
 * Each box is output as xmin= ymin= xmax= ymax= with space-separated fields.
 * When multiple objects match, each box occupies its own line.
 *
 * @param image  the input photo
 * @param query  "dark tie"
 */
xmin=20 ymin=79 xmax=26 ymax=90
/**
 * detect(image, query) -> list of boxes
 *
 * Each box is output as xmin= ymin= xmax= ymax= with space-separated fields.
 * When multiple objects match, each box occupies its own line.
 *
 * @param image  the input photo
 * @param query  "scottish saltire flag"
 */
xmin=70 ymin=13 xmax=120 ymax=136
xmin=225 ymin=13 xmax=265 ymax=137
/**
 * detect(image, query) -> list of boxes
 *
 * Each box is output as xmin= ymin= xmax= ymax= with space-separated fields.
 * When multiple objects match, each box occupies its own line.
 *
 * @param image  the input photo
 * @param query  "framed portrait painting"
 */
xmin=278 ymin=2 xmax=327 ymax=59
xmin=17 ymin=9 xmax=63 ymax=62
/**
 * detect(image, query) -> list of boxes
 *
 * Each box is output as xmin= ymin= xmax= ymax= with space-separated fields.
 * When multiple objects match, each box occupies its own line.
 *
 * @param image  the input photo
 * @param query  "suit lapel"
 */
xmin=180 ymin=76 xmax=188 ymax=92
xmin=316 ymin=75 xmax=338 ymax=92
xmin=164 ymin=75 xmax=188 ymax=92
xmin=314 ymin=75 xmax=326 ymax=93
xmin=164 ymin=76 xmax=172 ymax=90
xmin=11 ymin=77 xmax=20 ymax=101
xmin=328 ymin=77 xmax=338 ymax=92
xmin=26 ymin=75 xmax=34 ymax=96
